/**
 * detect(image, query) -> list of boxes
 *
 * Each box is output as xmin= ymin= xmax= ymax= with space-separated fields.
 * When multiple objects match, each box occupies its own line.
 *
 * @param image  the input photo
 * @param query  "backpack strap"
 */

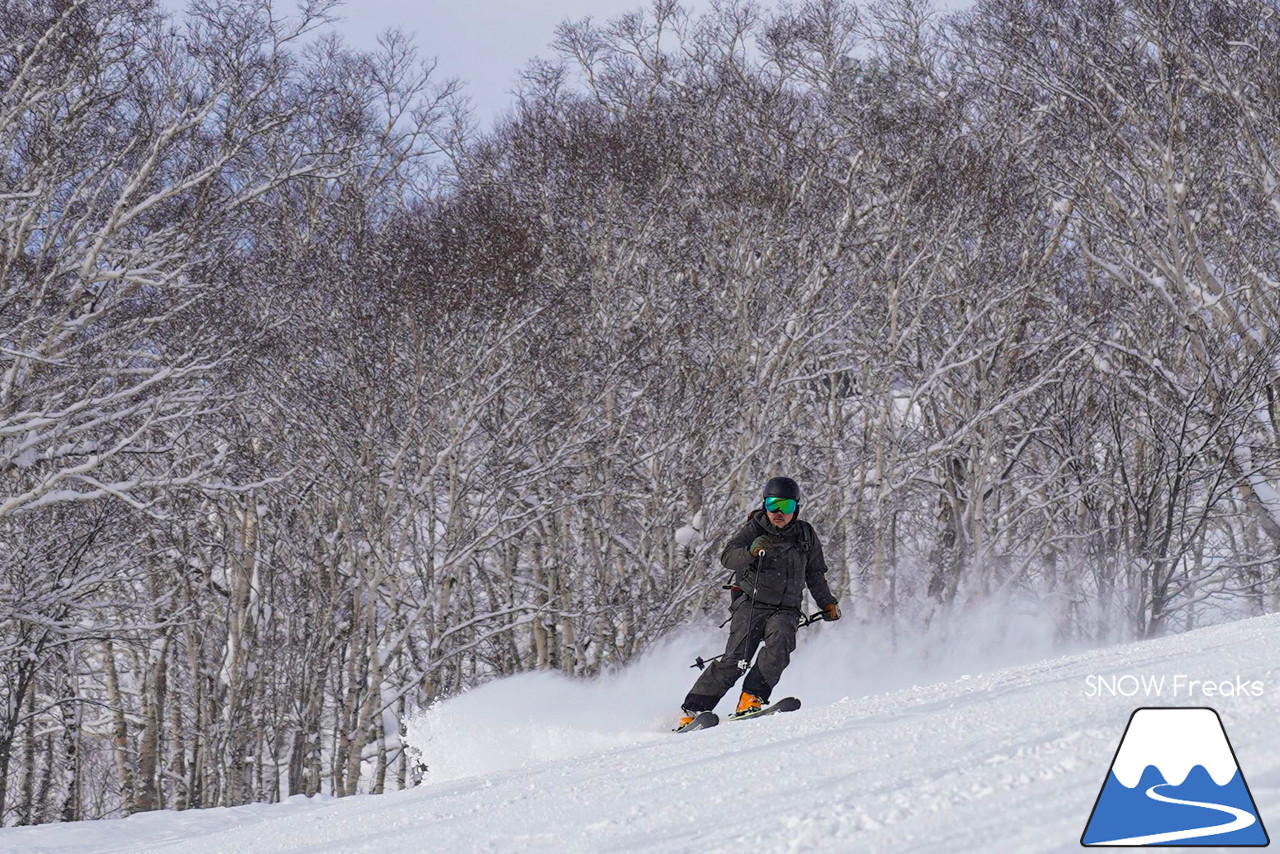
xmin=797 ymin=522 xmax=813 ymax=552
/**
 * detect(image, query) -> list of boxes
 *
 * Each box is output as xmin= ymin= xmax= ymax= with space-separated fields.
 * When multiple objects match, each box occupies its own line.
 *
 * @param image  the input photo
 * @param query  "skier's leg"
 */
xmin=682 ymin=601 xmax=766 ymax=711
xmin=742 ymin=609 xmax=799 ymax=701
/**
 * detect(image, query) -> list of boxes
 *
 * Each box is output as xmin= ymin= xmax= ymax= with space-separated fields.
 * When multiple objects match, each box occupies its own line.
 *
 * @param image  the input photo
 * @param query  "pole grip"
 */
xmin=800 ymin=611 xmax=825 ymax=627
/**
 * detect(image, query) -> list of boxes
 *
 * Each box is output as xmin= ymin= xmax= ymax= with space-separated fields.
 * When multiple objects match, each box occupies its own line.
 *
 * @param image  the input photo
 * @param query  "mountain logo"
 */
xmin=1081 ymin=707 xmax=1269 ymax=847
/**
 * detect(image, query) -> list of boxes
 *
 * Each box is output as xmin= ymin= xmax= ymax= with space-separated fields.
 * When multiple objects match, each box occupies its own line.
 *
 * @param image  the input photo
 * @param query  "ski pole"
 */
xmin=798 ymin=610 xmax=828 ymax=628
xmin=689 ymin=611 xmax=828 ymax=669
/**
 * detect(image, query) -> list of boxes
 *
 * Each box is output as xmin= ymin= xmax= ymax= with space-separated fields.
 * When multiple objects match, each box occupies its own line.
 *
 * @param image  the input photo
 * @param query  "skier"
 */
xmin=677 ymin=476 xmax=840 ymax=728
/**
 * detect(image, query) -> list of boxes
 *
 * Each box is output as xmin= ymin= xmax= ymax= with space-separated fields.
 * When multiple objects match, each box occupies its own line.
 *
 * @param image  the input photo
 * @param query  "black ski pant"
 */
xmin=682 ymin=599 xmax=799 ymax=712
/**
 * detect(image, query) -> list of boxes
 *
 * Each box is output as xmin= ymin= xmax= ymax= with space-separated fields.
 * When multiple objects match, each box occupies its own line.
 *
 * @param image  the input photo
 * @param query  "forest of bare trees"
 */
xmin=3 ymin=0 xmax=1279 ymax=827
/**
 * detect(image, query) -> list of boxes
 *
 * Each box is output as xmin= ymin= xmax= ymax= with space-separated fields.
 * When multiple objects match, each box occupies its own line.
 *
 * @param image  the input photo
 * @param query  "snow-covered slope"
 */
xmin=5 ymin=613 xmax=1280 ymax=854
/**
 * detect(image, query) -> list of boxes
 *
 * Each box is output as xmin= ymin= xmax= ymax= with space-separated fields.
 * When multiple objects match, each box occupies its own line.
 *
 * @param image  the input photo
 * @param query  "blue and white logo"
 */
xmin=1082 ymin=707 xmax=1269 ymax=846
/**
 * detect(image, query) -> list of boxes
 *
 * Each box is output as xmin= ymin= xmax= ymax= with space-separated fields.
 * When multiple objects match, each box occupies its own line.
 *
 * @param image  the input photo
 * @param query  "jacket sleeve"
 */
xmin=720 ymin=517 xmax=758 ymax=571
xmin=804 ymin=525 xmax=838 ymax=608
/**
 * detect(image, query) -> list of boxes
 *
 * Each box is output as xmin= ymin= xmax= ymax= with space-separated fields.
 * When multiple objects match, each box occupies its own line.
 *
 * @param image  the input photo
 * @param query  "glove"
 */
xmin=749 ymin=535 xmax=779 ymax=557
xmin=822 ymin=602 xmax=841 ymax=621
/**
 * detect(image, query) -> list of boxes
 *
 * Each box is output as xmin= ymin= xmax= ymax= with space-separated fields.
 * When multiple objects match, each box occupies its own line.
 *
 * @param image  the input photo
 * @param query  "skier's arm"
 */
xmin=720 ymin=519 xmax=758 ymax=571
xmin=804 ymin=529 xmax=838 ymax=608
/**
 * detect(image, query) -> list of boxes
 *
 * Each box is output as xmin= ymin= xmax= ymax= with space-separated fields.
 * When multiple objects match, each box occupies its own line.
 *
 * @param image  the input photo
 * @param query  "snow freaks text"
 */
xmin=1083 ymin=675 xmax=1266 ymax=699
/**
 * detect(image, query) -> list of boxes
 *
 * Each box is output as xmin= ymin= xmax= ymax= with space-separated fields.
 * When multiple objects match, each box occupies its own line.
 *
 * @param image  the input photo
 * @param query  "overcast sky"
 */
xmin=333 ymin=0 xmax=701 ymax=126
xmin=163 ymin=1 xmax=974 ymax=129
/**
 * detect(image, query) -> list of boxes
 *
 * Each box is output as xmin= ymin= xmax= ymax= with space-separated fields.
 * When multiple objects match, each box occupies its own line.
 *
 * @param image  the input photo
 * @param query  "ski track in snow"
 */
xmin=3 ymin=613 xmax=1279 ymax=854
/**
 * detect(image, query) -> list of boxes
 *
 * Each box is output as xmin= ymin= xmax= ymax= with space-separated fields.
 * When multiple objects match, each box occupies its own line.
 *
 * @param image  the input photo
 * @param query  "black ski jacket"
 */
xmin=721 ymin=509 xmax=837 ymax=611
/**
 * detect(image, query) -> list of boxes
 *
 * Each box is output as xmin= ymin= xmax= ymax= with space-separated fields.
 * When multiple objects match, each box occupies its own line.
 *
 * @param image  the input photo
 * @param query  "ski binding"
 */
xmin=674 ymin=711 xmax=719 ymax=733
xmin=727 ymin=696 xmax=801 ymax=721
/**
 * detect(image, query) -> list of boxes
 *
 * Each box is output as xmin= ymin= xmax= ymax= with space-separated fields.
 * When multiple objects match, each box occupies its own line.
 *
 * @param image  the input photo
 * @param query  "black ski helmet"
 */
xmin=762 ymin=476 xmax=801 ymax=506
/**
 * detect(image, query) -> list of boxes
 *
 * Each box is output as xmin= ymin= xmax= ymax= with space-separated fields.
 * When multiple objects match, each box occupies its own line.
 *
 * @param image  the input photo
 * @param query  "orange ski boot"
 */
xmin=733 ymin=691 xmax=765 ymax=718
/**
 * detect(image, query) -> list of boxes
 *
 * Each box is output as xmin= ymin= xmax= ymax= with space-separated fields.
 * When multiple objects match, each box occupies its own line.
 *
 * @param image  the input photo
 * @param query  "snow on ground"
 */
xmin=4 ymin=610 xmax=1280 ymax=853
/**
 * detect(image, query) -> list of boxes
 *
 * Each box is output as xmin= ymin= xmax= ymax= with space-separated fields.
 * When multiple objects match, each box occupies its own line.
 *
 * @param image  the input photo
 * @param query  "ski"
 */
xmin=674 ymin=711 xmax=719 ymax=733
xmin=727 ymin=696 xmax=801 ymax=721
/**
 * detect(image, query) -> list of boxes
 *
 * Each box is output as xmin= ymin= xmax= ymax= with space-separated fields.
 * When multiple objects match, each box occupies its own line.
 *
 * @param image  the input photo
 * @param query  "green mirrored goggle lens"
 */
xmin=763 ymin=497 xmax=797 ymax=514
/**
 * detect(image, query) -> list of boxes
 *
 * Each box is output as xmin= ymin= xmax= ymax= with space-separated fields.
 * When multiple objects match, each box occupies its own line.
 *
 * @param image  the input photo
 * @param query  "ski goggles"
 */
xmin=763 ymin=496 xmax=797 ymax=514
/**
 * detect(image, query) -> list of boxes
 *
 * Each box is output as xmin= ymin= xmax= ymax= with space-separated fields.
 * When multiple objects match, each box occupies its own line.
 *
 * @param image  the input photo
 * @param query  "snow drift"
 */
xmin=403 ymin=594 xmax=1075 ymax=784
xmin=3 ymin=611 xmax=1279 ymax=853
